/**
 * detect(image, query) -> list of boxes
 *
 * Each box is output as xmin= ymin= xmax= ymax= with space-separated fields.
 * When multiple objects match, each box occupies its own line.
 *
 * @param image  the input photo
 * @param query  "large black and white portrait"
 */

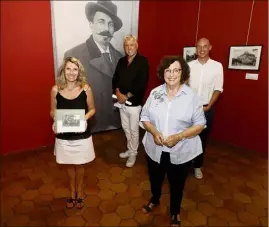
xmin=50 ymin=0 xmax=139 ymax=133
xmin=183 ymin=46 xmax=197 ymax=63
xmin=228 ymin=45 xmax=263 ymax=71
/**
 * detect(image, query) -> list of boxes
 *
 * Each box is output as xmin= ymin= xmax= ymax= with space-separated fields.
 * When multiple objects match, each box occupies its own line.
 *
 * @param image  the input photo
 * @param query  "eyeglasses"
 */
xmin=164 ymin=68 xmax=182 ymax=75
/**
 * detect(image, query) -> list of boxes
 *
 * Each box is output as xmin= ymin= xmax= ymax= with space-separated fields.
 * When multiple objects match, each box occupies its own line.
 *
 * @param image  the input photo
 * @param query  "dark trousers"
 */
xmin=146 ymin=152 xmax=191 ymax=215
xmin=193 ymin=106 xmax=214 ymax=168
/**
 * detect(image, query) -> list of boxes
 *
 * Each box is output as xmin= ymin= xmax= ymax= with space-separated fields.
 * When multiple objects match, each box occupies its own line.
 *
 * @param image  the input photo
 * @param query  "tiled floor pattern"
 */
xmin=1 ymin=129 xmax=268 ymax=226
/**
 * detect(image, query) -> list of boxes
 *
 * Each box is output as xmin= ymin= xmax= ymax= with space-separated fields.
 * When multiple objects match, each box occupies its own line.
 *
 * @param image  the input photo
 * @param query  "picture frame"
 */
xmin=55 ymin=109 xmax=86 ymax=133
xmin=228 ymin=45 xmax=263 ymax=70
xmin=183 ymin=46 xmax=197 ymax=63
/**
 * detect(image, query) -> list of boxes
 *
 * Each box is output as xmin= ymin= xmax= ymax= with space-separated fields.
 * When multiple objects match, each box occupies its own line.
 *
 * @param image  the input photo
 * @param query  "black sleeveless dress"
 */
xmin=56 ymin=90 xmax=91 ymax=140
xmin=54 ymin=89 xmax=95 ymax=164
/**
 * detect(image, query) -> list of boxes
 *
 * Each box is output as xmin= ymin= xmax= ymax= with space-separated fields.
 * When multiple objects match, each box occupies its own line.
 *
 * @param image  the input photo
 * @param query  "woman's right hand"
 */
xmin=153 ymin=132 xmax=164 ymax=146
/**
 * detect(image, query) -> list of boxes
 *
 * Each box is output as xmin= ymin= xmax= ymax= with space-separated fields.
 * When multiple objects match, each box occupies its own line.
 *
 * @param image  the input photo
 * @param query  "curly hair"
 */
xmin=157 ymin=56 xmax=190 ymax=85
xmin=57 ymin=57 xmax=88 ymax=90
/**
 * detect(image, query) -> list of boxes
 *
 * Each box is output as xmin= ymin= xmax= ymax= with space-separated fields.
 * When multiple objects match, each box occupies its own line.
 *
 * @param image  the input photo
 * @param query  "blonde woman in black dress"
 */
xmin=50 ymin=57 xmax=96 ymax=209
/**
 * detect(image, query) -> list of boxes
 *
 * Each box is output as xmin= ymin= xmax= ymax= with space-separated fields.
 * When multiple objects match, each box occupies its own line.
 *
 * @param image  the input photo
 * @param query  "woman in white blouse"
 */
xmin=140 ymin=56 xmax=206 ymax=226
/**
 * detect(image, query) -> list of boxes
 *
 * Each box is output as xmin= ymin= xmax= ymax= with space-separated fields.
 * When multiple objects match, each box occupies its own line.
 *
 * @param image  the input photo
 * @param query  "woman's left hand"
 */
xmin=163 ymin=134 xmax=181 ymax=148
xmin=84 ymin=120 xmax=87 ymax=132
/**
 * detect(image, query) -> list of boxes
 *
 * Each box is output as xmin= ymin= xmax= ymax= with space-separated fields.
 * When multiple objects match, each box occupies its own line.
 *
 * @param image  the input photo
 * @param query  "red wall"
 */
xmin=1 ymin=1 xmax=55 ymax=154
xmin=138 ymin=0 xmax=268 ymax=155
xmin=1 ymin=1 xmax=268 ymax=155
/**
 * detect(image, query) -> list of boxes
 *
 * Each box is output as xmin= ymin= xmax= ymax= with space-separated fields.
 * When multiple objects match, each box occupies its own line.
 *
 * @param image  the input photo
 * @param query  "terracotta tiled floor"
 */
xmin=1 ymin=129 xmax=268 ymax=226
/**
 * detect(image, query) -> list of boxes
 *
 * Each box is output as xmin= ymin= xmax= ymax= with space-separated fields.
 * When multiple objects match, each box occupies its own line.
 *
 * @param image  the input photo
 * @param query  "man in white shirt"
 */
xmin=188 ymin=38 xmax=224 ymax=179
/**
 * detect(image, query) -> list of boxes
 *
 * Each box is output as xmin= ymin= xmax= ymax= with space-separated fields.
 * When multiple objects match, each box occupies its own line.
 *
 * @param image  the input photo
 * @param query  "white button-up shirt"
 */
xmin=140 ymin=84 xmax=206 ymax=165
xmin=188 ymin=59 xmax=224 ymax=105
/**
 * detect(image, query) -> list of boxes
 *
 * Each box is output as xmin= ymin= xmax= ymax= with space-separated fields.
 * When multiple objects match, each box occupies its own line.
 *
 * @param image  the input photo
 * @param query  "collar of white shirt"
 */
xmin=94 ymin=40 xmax=111 ymax=55
xmin=161 ymin=83 xmax=190 ymax=97
xmin=93 ymin=39 xmax=112 ymax=62
xmin=193 ymin=58 xmax=212 ymax=65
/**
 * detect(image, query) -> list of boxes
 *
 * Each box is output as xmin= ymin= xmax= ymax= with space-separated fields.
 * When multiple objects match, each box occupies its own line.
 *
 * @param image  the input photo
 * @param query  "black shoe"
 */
xmin=141 ymin=202 xmax=159 ymax=214
xmin=170 ymin=215 xmax=181 ymax=226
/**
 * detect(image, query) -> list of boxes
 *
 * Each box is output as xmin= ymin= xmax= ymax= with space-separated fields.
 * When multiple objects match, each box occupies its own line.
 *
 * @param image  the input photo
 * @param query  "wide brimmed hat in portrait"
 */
xmin=85 ymin=0 xmax=123 ymax=32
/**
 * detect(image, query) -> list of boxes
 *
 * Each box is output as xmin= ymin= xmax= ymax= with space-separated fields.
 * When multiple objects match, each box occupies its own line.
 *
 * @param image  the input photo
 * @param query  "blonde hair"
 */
xmin=57 ymin=57 xmax=88 ymax=90
xmin=124 ymin=35 xmax=138 ymax=45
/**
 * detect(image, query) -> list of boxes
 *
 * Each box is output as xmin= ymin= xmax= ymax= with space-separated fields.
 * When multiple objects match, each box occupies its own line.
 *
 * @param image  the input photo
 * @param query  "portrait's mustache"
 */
xmin=97 ymin=31 xmax=113 ymax=37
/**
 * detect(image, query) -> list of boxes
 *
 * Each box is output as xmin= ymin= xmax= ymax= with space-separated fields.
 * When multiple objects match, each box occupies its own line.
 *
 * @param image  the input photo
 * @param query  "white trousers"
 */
xmin=120 ymin=105 xmax=142 ymax=155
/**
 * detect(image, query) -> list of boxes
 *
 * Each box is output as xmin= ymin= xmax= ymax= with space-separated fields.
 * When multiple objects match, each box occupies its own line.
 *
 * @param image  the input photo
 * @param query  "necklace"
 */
xmin=66 ymin=83 xmax=77 ymax=91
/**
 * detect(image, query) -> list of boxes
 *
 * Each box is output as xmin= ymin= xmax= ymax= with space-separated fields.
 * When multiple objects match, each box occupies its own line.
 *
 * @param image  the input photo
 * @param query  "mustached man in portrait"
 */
xmin=64 ymin=0 xmax=123 ymax=133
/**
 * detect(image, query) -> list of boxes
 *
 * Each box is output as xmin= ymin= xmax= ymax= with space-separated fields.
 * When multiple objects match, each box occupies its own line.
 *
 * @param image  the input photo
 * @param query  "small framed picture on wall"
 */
xmin=183 ymin=46 xmax=197 ymax=63
xmin=228 ymin=45 xmax=263 ymax=70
